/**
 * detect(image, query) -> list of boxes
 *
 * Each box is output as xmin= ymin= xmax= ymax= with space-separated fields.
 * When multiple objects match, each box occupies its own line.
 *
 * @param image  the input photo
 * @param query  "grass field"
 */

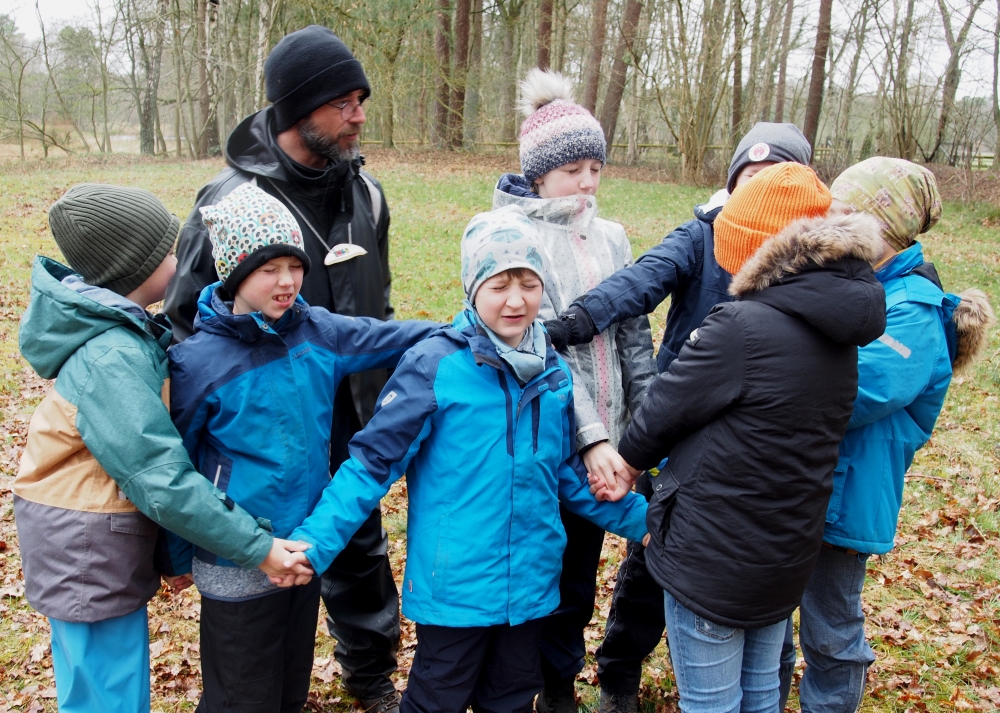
xmin=1 ymin=150 xmax=999 ymax=712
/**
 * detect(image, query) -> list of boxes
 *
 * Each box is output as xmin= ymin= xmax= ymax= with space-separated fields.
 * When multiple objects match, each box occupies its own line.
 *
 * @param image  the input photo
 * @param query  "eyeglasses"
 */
xmin=328 ymin=97 xmax=367 ymax=120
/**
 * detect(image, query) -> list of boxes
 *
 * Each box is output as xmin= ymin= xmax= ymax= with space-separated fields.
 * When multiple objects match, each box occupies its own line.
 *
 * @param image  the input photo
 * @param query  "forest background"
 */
xmin=2 ymin=0 xmax=1000 ymax=183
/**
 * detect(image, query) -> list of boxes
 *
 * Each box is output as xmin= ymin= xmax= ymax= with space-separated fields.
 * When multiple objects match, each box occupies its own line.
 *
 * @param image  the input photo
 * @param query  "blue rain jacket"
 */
xmin=164 ymin=284 xmax=440 ymax=572
xmin=580 ymin=204 xmax=733 ymax=373
xmin=824 ymin=244 xmax=959 ymax=554
xmin=291 ymin=311 xmax=649 ymax=627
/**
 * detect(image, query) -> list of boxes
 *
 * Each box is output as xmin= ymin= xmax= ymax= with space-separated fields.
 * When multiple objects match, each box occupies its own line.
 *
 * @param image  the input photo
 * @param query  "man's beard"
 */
xmin=298 ymin=120 xmax=360 ymax=163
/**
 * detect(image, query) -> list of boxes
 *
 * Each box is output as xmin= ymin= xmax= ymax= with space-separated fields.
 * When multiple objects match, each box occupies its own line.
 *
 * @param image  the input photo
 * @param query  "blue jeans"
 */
xmin=778 ymin=545 xmax=875 ymax=712
xmin=663 ymin=591 xmax=786 ymax=713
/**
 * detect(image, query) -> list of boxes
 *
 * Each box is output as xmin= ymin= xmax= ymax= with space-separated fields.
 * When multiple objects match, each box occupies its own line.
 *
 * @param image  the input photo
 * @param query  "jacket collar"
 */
xmin=451 ymin=309 xmax=561 ymax=378
xmin=193 ymin=282 xmax=308 ymax=343
xmin=874 ymin=243 xmax=924 ymax=283
xmin=728 ymin=213 xmax=883 ymax=297
xmin=493 ymin=173 xmax=598 ymax=231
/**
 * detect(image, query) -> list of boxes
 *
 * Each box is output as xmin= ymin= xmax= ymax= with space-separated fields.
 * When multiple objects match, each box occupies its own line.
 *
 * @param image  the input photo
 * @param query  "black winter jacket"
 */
xmin=618 ymin=214 xmax=887 ymax=629
xmin=163 ymin=108 xmax=392 ymax=425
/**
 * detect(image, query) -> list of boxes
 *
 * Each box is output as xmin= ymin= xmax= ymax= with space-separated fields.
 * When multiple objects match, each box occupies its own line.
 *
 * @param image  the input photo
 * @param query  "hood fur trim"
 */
xmin=728 ymin=213 xmax=883 ymax=297
xmin=952 ymin=288 xmax=995 ymax=373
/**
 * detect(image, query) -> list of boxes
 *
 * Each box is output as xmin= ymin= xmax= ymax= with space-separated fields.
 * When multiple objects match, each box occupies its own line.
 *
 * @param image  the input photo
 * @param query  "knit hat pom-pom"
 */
xmin=517 ymin=68 xmax=576 ymax=117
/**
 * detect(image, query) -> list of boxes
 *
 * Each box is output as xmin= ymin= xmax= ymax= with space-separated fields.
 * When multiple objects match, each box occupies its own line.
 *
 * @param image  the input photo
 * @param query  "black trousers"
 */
xmin=322 ymin=381 xmax=401 ymax=698
xmin=595 ymin=474 xmax=666 ymax=696
xmin=401 ymin=620 xmax=545 ymax=713
xmin=539 ymin=506 xmax=606 ymax=686
xmin=197 ymin=578 xmax=322 ymax=713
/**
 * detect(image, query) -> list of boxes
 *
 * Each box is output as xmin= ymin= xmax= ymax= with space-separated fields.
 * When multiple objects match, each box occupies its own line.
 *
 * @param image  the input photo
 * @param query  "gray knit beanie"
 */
xmin=48 ymin=184 xmax=179 ymax=296
xmin=726 ymin=122 xmax=812 ymax=193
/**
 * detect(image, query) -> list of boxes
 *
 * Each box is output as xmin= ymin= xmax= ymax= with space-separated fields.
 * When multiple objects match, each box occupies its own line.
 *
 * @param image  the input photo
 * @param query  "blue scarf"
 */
xmin=467 ymin=302 xmax=547 ymax=384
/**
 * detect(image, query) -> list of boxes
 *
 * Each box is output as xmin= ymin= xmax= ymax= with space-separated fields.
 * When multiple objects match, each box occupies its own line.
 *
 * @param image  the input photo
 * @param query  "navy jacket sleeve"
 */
xmin=581 ymin=221 xmax=701 ymax=333
xmin=618 ymin=304 xmax=746 ymax=471
xmin=290 ymin=348 xmax=438 ymax=573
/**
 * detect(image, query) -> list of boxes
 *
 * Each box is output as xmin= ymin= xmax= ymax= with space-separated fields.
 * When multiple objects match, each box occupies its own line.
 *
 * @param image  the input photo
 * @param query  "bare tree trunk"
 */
xmin=434 ymin=0 xmax=452 ymax=146
xmin=36 ymin=3 xmax=91 ymax=151
xmin=994 ymin=0 xmax=1000 ymax=169
xmin=538 ymin=0 xmax=553 ymax=69
xmin=773 ymin=0 xmax=793 ymax=121
xmin=802 ymin=0 xmax=832 ymax=149
xmin=599 ymin=0 xmax=643 ymax=149
xmin=463 ymin=0 xmax=484 ymax=147
xmin=581 ymin=0 xmax=609 ymax=113
xmin=732 ymin=0 xmax=744 ymax=140
xmin=450 ymin=0 xmax=470 ymax=147
xmin=255 ymin=0 xmax=273 ymax=108
xmin=383 ymin=27 xmax=405 ymax=149
xmin=928 ymin=0 xmax=986 ymax=163
xmin=498 ymin=0 xmax=526 ymax=141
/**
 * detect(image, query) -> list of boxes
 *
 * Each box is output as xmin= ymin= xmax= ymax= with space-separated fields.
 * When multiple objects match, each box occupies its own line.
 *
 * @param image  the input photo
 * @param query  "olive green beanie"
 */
xmin=48 ymin=183 xmax=180 ymax=296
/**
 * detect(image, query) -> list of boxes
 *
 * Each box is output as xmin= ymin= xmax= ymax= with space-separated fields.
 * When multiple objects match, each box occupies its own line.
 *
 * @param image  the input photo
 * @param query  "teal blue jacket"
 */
xmin=823 ymin=244 xmax=958 ymax=554
xmin=292 ymin=311 xmax=649 ymax=627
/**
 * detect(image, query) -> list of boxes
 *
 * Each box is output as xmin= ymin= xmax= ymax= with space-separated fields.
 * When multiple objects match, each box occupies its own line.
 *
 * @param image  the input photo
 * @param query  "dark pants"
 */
xmin=402 ymin=620 xmax=545 ymax=713
xmin=321 ymin=382 xmax=401 ymax=699
xmin=539 ymin=506 xmax=606 ymax=686
xmin=596 ymin=473 xmax=667 ymax=696
xmin=197 ymin=578 xmax=322 ymax=713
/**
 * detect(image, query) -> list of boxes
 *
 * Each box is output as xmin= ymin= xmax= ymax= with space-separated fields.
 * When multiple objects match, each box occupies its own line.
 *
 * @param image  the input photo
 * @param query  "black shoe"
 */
xmin=598 ymin=689 xmax=638 ymax=713
xmin=359 ymin=690 xmax=401 ymax=713
xmin=536 ymin=679 xmax=577 ymax=713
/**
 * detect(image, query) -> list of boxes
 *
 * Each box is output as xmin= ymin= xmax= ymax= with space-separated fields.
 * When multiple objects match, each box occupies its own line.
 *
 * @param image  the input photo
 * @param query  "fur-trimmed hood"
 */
xmin=951 ymin=288 xmax=994 ymax=373
xmin=731 ymin=213 xmax=887 ymax=346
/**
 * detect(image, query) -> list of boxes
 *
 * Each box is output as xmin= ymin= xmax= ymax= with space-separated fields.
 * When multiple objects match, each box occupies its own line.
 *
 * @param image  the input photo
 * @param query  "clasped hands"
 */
xmin=160 ymin=538 xmax=317 ymax=594
xmin=583 ymin=441 xmax=641 ymax=502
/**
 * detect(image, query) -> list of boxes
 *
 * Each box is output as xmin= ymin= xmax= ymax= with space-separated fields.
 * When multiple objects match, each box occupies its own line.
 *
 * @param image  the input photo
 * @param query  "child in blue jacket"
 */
xmin=285 ymin=205 xmax=649 ymax=713
xmin=162 ymin=183 xmax=440 ymax=713
xmin=778 ymin=158 xmax=994 ymax=711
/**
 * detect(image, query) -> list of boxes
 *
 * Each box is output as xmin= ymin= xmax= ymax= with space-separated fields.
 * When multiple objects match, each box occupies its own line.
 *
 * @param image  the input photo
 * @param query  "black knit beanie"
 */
xmin=48 ymin=184 xmax=179 ymax=296
xmin=265 ymin=26 xmax=371 ymax=132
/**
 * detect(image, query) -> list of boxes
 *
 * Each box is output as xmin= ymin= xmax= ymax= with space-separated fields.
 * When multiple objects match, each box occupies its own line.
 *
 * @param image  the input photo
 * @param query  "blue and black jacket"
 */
xmin=162 ymin=284 xmax=440 ymax=573
xmin=291 ymin=311 xmax=649 ymax=628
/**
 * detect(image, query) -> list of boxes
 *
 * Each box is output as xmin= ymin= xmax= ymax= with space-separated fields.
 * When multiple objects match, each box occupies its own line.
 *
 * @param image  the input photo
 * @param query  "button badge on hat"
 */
xmin=748 ymin=142 xmax=771 ymax=161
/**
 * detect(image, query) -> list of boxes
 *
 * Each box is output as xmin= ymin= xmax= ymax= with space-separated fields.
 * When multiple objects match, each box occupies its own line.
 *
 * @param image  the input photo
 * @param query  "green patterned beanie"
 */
xmin=201 ymin=182 xmax=312 ymax=295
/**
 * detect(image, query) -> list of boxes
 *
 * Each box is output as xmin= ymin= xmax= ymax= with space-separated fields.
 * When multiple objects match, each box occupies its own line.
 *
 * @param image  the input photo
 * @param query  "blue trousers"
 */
xmin=778 ymin=545 xmax=875 ymax=712
xmin=663 ymin=591 xmax=785 ymax=713
xmin=50 ymin=606 xmax=150 ymax=713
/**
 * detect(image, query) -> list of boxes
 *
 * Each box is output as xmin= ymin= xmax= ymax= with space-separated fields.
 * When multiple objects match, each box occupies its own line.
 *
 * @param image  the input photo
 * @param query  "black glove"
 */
xmin=543 ymin=301 xmax=597 ymax=351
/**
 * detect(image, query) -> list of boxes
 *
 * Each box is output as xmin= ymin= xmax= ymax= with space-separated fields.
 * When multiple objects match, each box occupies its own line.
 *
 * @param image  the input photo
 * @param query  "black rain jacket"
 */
xmin=619 ymin=214 xmax=887 ymax=629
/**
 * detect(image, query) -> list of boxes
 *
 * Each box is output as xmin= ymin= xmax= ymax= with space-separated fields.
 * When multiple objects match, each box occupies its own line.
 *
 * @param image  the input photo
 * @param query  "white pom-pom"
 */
xmin=517 ymin=68 xmax=576 ymax=117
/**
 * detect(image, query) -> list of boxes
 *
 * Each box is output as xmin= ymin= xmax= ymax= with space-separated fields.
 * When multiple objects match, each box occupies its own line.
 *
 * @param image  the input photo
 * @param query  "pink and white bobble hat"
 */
xmin=517 ymin=68 xmax=606 ymax=185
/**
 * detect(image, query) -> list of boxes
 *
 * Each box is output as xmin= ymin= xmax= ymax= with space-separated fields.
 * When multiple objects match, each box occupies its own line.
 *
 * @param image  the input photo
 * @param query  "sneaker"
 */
xmin=598 ymin=689 xmax=638 ymax=713
xmin=536 ymin=679 xmax=577 ymax=713
xmin=359 ymin=690 xmax=401 ymax=713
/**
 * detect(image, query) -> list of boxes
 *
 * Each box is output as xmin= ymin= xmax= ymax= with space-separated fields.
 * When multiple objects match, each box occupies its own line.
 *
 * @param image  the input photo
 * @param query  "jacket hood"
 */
xmin=193 ymin=282 xmax=308 ymax=342
xmin=493 ymin=173 xmax=598 ymax=229
xmin=20 ymin=257 xmax=165 ymax=379
xmin=950 ymin=289 xmax=994 ymax=373
xmin=729 ymin=214 xmax=887 ymax=346
xmin=693 ymin=188 xmax=728 ymax=223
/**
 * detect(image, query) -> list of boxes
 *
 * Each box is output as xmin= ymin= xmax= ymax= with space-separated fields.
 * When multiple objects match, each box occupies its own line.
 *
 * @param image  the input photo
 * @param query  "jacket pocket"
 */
xmin=110 ymin=511 xmax=158 ymax=537
xmin=825 ymin=454 xmax=850 ymax=526
xmin=646 ymin=466 xmax=680 ymax=549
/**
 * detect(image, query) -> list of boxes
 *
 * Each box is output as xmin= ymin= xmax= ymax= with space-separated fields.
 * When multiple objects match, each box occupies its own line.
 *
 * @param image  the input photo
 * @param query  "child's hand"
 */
xmin=583 ymin=443 xmax=639 ymax=502
xmin=258 ymin=538 xmax=315 ymax=584
xmin=162 ymin=573 xmax=194 ymax=593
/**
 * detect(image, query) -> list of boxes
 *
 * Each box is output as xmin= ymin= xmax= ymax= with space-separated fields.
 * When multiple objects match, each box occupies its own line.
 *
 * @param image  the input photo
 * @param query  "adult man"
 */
xmin=164 ymin=25 xmax=401 ymax=712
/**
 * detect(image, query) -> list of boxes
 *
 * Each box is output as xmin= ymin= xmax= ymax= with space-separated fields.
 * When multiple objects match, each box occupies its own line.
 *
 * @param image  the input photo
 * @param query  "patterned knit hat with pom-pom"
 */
xmin=517 ymin=68 xmax=606 ymax=184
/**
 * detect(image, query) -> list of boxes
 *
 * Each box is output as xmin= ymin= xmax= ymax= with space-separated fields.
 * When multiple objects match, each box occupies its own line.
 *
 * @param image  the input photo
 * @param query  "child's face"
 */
xmin=734 ymin=161 xmax=777 ymax=188
xmin=535 ymin=159 xmax=603 ymax=199
xmin=474 ymin=270 xmax=543 ymax=348
xmin=127 ymin=252 xmax=177 ymax=308
xmin=233 ymin=256 xmax=304 ymax=321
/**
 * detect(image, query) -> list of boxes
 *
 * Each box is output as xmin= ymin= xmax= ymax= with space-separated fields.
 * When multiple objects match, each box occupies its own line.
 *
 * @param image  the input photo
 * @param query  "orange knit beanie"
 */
xmin=714 ymin=162 xmax=832 ymax=275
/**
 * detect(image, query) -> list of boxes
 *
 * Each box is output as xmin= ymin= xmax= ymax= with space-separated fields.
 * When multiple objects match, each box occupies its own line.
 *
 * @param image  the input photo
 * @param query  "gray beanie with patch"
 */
xmin=48 ymin=183 xmax=179 ymax=296
xmin=727 ymin=122 xmax=812 ymax=193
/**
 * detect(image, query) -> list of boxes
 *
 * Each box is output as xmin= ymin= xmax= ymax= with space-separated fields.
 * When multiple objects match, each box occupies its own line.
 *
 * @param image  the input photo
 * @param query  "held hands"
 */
xmin=259 ymin=538 xmax=315 ymax=587
xmin=162 ymin=573 xmax=194 ymax=593
xmin=583 ymin=442 xmax=640 ymax=502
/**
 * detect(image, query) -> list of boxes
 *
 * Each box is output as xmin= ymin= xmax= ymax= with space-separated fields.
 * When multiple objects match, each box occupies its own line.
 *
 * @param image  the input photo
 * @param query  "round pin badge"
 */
xmin=747 ymin=142 xmax=771 ymax=162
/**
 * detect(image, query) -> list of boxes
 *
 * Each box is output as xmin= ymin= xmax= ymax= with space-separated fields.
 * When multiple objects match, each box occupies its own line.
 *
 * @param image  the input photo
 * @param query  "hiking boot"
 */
xmin=359 ymin=690 xmax=401 ymax=713
xmin=536 ymin=679 xmax=577 ymax=713
xmin=598 ymin=689 xmax=638 ymax=713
